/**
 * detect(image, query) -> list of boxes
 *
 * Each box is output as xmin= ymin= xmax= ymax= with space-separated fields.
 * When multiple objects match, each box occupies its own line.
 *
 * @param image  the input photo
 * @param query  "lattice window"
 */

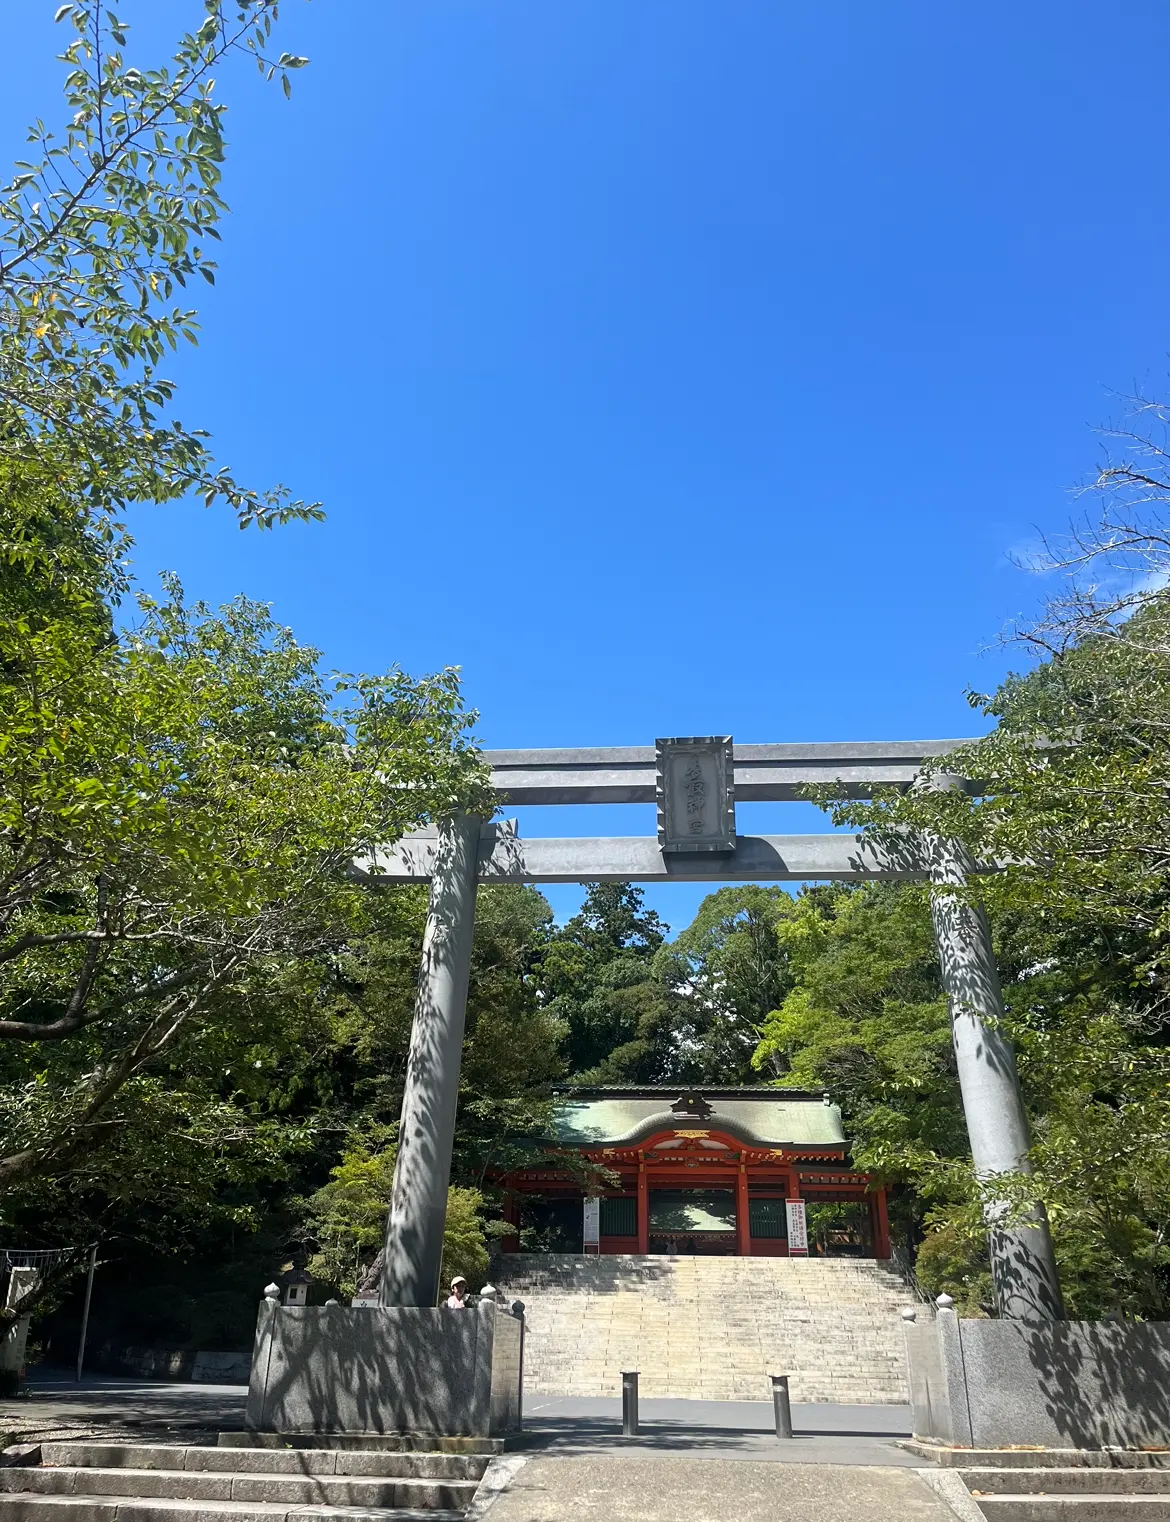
xmin=600 ymin=1196 xmax=637 ymax=1237
xmin=748 ymin=1198 xmax=788 ymax=1239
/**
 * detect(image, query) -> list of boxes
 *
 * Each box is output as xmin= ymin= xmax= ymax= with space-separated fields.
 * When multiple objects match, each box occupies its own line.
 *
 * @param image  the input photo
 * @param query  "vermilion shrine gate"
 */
xmin=492 ymin=1085 xmax=893 ymax=1261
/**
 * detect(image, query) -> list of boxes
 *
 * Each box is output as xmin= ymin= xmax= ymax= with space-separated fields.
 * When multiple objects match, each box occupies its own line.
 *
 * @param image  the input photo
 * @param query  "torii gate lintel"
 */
xmin=377 ymin=739 xmax=1063 ymax=1323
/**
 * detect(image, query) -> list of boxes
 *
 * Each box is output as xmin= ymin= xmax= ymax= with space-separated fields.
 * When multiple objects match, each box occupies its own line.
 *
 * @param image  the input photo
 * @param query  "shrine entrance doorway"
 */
xmin=648 ymin=1186 xmax=737 ymax=1256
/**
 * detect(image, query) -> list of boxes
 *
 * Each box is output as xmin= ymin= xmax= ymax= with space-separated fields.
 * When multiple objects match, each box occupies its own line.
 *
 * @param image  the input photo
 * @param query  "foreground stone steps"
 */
xmin=493 ymin=1252 xmax=912 ymax=1401
xmin=0 ymin=1498 xmax=466 ymax=1522
xmin=32 ymin=1451 xmax=483 ymax=1481
xmin=947 ymin=1458 xmax=1170 ymax=1522
xmin=974 ymin=1500 xmax=1170 ymax=1522
xmin=966 ymin=1474 xmax=1170 ymax=1496
xmin=0 ymin=1444 xmax=488 ymax=1522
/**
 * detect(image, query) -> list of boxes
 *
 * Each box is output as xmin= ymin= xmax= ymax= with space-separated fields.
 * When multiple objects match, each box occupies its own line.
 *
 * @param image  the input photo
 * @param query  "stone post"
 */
xmin=922 ymin=774 xmax=1064 ymax=1321
xmin=381 ymin=813 xmax=482 ymax=1307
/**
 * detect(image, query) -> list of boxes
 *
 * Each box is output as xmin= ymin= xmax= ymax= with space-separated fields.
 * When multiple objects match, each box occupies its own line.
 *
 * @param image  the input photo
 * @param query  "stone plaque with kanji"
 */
xmin=655 ymin=736 xmax=735 ymax=854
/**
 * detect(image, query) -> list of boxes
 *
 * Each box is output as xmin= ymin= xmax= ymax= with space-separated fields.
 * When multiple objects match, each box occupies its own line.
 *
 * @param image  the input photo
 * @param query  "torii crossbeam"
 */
xmin=368 ymin=738 xmax=1063 ymax=1324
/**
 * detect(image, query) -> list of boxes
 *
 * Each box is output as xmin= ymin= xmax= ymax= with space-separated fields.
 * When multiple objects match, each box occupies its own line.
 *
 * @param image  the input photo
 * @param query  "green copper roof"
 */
xmin=546 ymin=1087 xmax=847 ymax=1148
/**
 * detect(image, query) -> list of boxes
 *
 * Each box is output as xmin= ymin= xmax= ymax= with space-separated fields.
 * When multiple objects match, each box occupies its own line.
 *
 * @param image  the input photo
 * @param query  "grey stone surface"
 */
xmin=655 ymin=737 xmax=736 ymax=854
xmin=0 ymin=1501 xmax=119 ymax=1522
xmin=365 ymin=831 xmax=928 ymax=885
xmin=902 ymin=1446 xmax=1170 ymax=1470
xmin=40 ymin=1451 xmax=180 ymax=1475
xmin=960 ymin=1470 xmax=1170 ymax=1495
xmin=189 ymin=1356 xmax=248 ymax=1388
xmin=915 ymin=1467 xmax=989 ymax=1522
xmin=465 ymin=1456 xmax=528 ymax=1522
xmin=245 ymin=1299 xmax=523 ymax=1437
xmin=185 ymin=1453 xmax=338 ymax=1476
xmin=481 ymin=740 xmax=970 ymax=805
xmin=905 ymin=1315 xmax=1170 ymax=1449
xmin=483 ymin=1456 xmax=960 ymax=1522
xmin=903 ymin=1316 xmax=951 ymax=1444
xmin=0 ymin=1475 xmax=74 ymax=1497
xmin=972 ymin=1501 xmax=1170 ymax=1522
xmin=924 ymin=775 xmax=1063 ymax=1321
xmin=381 ymin=811 xmax=481 ymax=1309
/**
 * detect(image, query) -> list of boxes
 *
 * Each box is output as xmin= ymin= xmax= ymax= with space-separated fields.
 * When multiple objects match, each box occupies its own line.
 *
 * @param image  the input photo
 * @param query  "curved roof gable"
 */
xmin=548 ymin=1087 xmax=847 ymax=1149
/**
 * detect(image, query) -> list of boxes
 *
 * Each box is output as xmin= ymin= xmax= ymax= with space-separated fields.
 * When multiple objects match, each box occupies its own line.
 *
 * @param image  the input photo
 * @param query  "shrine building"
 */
xmin=495 ymin=1086 xmax=891 ymax=1260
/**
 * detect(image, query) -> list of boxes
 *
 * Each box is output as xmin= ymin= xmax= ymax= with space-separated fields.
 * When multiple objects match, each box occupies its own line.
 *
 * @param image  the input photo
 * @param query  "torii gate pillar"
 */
xmin=380 ymin=812 xmax=481 ymax=1306
xmin=925 ymin=775 xmax=1064 ymax=1321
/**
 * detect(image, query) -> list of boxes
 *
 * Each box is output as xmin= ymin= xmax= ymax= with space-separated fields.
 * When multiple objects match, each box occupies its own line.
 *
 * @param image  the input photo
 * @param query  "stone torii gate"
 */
xmin=358 ymin=737 xmax=1064 ymax=1322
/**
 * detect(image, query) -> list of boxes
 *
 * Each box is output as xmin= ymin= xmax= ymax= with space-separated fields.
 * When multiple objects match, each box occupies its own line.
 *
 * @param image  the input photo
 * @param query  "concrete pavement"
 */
xmin=2 ymin=1375 xmax=934 ymax=1521
xmin=0 ymin=1371 xmax=244 ymax=1444
xmin=485 ymin=1457 xmax=956 ymax=1522
xmin=3 ymin=1377 xmax=915 ymax=1465
xmin=519 ymin=1396 xmax=917 ymax=1464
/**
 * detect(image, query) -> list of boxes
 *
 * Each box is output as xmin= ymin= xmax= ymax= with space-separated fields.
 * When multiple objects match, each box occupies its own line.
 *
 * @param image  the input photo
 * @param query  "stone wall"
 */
xmin=904 ymin=1307 xmax=1170 ymax=1449
xmin=245 ymin=1297 xmax=524 ymax=1438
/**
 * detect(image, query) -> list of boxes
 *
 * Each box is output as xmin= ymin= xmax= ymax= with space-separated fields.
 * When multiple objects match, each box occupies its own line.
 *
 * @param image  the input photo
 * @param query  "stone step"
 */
xmin=0 ymin=1497 xmax=464 ymax=1522
xmin=37 ymin=1454 xmax=484 ymax=1485
xmin=0 ymin=1473 xmax=475 ymax=1514
xmin=975 ymin=1499 xmax=1170 ymax=1522
xmin=963 ymin=1474 xmax=1170 ymax=1497
xmin=217 ymin=1438 xmax=498 ymax=1457
xmin=906 ymin=1445 xmax=1170 ymax=1471
xmin=492 ymin=1252 xmax=913 ymax=1401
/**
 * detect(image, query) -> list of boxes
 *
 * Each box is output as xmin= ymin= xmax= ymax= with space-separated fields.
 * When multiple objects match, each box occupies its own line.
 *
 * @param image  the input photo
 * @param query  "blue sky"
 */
xmin=5 ymin=2 xmax=1170 ymax=928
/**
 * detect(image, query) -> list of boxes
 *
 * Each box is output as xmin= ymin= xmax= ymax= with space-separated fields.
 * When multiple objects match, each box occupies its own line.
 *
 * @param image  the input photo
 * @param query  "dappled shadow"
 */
xmin=492 ymin=1254 xmax=674 ymax=1291
xmin=379 ymin=818 xmax=481 ymax=1308
xmin=248 ymin=1300 xmax=522 ymax=1438
xmin=929 ymin=835 xmax=1065 ymax=1321
xmin=1021 ymin=1321 xmax=1170 ymax=1449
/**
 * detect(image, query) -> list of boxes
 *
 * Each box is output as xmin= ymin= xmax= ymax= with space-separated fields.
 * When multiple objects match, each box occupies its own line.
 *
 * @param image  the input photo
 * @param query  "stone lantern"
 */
xmin=282 ymin=1269 xmax=311 ymax=1307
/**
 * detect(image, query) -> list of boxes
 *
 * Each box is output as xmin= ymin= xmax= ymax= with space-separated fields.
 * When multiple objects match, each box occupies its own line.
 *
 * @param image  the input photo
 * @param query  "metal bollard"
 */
xmin=622 ymin=1370 xmax=640 ymax=1436
xmin=771 ymin=1373 xmax=793 ymax=1439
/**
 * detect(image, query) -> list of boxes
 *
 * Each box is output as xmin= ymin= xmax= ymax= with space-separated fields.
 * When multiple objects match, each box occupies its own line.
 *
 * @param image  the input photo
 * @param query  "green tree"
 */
xmin=0 ymin=567 xmax=487 ymax=1197
xmin=797 ymin=406 xmax=1170 ymax=1315
xmin=300 ymin=1138 xmax=499 ymax=1300
xmin=654 ymin=885 xmax=800 ymax=1083
xmin=537 ymin=883 xmax=685 ymax=1080
xmin=1 ymin=3 xmax=315 ymax=525
xmin=310 ymin=882 xmax=566 ymax=1180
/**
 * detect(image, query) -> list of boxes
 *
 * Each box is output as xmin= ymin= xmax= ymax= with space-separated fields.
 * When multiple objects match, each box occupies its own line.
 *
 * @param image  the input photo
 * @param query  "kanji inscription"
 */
xmin=655 ymin=736 xmax=735 ymax=854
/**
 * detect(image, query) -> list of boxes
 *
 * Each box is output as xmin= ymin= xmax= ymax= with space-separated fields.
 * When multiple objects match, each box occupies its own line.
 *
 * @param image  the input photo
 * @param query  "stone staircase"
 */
xmin=493 ymin=1252 xmax=912 ymax=1403
xmin=0 ymin=1440 xmax=494 ymax=1522
xmin=932 ymin=1451 xmax=1170 ymax=1522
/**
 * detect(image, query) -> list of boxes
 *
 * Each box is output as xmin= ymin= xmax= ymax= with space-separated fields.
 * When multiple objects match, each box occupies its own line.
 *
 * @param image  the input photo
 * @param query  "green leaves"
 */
xmin=0 ymin=516 xmax=488 ymax=1197
xmin=1 ymin=3 xmax=317 ymax=525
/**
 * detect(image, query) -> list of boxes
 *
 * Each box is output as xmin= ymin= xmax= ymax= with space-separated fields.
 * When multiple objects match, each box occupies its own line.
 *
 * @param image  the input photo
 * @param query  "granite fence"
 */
xmin=245 ymin=1293 xmax=524 ymax=1438
xmin=903 ymin=1301 xmax=1170 ymax=1450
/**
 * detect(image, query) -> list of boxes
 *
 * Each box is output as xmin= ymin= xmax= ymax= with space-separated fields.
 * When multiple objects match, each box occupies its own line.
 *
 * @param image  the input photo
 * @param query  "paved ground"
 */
xmin=520 ymin=1396 xmax=917 ymax=1465
xmin=485 ymin=1457 xmax=954 ymax=1522
xmin=0 ymin=1371 xmax=245 ymax=1444
xmin=2 ymin=1374 xmax=917 ymax=1474
xmin=1 ymin=1377 xmax=936 ymax=1522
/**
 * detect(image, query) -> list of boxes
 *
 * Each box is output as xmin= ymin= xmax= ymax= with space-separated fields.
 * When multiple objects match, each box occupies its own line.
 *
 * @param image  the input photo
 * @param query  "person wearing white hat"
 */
xmin=444 ymin=1275 xmax=468 ymax=1308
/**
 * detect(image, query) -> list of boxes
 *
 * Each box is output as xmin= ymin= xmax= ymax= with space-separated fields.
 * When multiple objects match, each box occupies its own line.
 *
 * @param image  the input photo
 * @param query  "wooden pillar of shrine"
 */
xmin=870 ymin=1187 xmax=892 ymax=1260
xmin=636 ymin=1155 xmax=649 ymax=1254
xmin=736 ymin=1163 xmax=751 ymax=1258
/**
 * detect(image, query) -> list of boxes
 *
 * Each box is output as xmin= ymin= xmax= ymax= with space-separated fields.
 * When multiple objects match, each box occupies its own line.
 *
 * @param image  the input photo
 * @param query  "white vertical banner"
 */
xmin=583 ymin=1196 xmax=600 ymax=1247
xmin=786 ymin=1199 xmax=808 ymax=1256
